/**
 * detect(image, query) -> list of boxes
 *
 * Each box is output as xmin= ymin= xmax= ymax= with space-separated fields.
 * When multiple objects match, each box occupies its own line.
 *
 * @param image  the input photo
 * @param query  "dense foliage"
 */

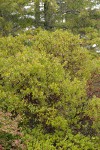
xmin=0 ymin=0 xmax=100 ymax=149
xmin=0 ymin=0 xmax=100 ymax=54
xmin=0 ymin=29 xmax=100 ymax=149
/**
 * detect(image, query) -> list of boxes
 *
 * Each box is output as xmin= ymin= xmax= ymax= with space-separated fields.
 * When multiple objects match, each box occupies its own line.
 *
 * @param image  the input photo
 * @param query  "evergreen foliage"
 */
xmin=0 ymin=30 xmax=100 ymax=149
xmin=0 ymin=0 xmax=100 ymax=149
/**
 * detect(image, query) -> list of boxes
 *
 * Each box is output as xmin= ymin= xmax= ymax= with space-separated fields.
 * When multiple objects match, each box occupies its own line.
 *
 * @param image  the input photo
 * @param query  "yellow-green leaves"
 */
xmin=0 ymin=29 xmax=100 ymax=149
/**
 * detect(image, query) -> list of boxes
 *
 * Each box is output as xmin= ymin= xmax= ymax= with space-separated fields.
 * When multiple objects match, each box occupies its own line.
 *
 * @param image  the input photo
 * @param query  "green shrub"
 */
xmin=0 ymin=29 xmax=99 ymax=149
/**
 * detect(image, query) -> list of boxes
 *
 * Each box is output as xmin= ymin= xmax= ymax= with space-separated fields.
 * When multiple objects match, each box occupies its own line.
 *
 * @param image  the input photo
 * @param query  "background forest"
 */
xmin=0 ymin=0 xmax=100 ymax=150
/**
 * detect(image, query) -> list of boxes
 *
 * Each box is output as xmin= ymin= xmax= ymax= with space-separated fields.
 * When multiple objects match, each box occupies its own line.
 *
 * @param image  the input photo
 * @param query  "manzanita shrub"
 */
xmin=0 ymin=29 xmax=100 ymax=149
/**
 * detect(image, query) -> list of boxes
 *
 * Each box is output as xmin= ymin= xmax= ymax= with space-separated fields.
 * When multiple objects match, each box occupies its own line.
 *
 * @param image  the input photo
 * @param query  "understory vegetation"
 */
xmin=0 ymin=29 xmax=100 ymax=149
xmin=0 ymin=0 xmax=100 ymax=149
